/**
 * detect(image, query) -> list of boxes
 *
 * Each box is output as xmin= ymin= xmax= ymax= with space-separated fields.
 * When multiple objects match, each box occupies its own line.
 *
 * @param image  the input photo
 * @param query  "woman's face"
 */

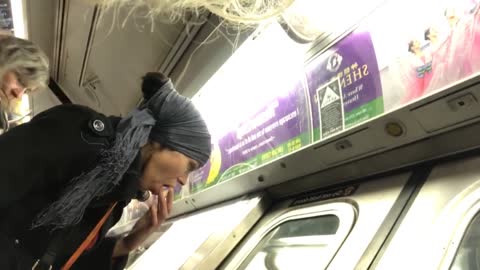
xmin=428 ymin=28 xmax=438 ymax=41
xmin=139 ymin=145 xmax=199 ymax=195
xmin=410 ymin=40 xmax=421 ymax=53
xmin=445 ymin=8 xmax=459 ymax=26
xmin=0 ymin=71 xmax=27 ymax=101
xmin=413 ymin=40 xmax=420 ymax=50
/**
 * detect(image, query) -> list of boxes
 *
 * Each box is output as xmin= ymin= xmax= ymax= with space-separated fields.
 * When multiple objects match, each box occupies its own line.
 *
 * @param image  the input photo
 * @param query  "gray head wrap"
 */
xmin=146 ymin=81 xmax=211 ymax=165
xmin=33 ymin=75 xmax=211 ymax=229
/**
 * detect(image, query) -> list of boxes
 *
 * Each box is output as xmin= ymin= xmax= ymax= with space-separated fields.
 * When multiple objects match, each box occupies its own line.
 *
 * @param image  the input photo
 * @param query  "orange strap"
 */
xmin=85 ymin=231 xmax=99 ymax=251
xmin=62 ymin=202 xmax=118 ymax=270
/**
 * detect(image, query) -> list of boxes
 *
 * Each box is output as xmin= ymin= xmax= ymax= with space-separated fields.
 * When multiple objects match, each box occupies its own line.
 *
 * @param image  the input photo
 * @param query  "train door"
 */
xmin=218 ymin=173 xmax=411 ymax=270
xmin=372 ymin=155 xmax=480 ymax=270
xmin=216 ymin=153 xmax=480 ymax=270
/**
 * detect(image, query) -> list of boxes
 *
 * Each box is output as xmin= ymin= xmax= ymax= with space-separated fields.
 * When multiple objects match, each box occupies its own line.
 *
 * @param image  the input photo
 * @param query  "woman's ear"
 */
xmin=140 ymin=141 xmax=164 ymax=166
xmin=140 ymin=142 xmax=155 ymax=167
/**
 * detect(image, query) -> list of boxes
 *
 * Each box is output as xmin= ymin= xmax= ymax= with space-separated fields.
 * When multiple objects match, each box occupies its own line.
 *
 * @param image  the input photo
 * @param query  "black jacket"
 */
xmin=0 ymin=104 xmax=142 ymax=269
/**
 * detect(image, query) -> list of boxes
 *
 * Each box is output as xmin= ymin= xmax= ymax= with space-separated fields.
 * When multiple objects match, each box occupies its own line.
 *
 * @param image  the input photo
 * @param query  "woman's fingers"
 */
xmin=150 ymin=195 xmax=158 ymax=226
xmin=147 ymin=187 xmax=174 ymax=230
xmin=166 ymin=187 xmax=174 ymax=214
xmin=157 ymin=189 xmax=168 ymax=221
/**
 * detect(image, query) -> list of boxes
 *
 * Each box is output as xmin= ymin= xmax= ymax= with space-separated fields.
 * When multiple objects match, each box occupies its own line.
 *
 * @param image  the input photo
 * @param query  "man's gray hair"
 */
xmin=0 ymin=35 xmax=49 ymax=91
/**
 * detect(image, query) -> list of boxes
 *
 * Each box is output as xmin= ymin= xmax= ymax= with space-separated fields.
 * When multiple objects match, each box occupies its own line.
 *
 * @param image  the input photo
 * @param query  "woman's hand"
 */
xmin=113 ymin=187 xmax=174 ymax=257
xmin=134 ymin=187 xmax=173 ymax=233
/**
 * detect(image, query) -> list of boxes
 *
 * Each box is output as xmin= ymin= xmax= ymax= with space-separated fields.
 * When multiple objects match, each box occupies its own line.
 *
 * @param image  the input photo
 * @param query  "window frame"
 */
xmin=449 ymin=210 xmax=480 ymax=270
xmin=439 ymin=187 xmax=480 ymax=270
xmin=221 ymin=202 xmax=356 ymax=270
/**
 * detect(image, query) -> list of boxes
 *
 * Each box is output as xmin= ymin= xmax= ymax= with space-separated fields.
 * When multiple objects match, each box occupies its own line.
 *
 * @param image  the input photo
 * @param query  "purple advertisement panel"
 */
xmin=189 ymin=80 xmax=311 ymax=193
xmin=188 ymin=28 xmax=385 ymax=194
xmin=305 ymin=31 xmax=383 ymax=141
xmin=173 ymin=183 xmax=183 ymax=200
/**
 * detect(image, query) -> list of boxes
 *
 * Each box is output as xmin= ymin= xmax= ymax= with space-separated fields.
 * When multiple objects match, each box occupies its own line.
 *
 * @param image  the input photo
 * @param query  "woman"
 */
xmin=397 ymin=40 xmax=427 ymax=103
xmin=423 ymin=26 xmax=448 ymax=93
xmin=469 ymin=2 xmax=480 ymax=72
xmin=0 ymin=34 xmax=49 ymax=133
xmin=0 ymin=72 xmax=211 ymax=269
xmin=442 ymin=7 xmax=473 ymax=85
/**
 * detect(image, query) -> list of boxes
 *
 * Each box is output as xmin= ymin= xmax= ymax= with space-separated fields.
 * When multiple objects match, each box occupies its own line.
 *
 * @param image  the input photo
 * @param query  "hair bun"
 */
xmin=142 ymin=72 xmax=170 ymax=101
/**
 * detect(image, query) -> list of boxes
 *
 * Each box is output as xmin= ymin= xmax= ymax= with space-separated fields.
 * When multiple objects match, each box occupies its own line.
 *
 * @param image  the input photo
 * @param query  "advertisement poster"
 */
xmin=182 ymin=0 xmax=480 ymax=198
xmin=173 ymin=183 xmax=183 ymax=201
xmin=369 ymin=0 xmax=480 ymax=111
xmin=317 ymin=79 xmax=344 ymax=139
xmin=305 ymin=31 xmax=384 ymax=141
xmin=190 ymin=81 xmax=311 ymax=193
xmin=188 ymin=23 xmax=312 ymax=194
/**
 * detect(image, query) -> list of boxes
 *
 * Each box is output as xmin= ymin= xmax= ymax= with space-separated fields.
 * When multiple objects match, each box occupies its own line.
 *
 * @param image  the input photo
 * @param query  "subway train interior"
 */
xmin=4 ymin=0 xmax=480 ymax=269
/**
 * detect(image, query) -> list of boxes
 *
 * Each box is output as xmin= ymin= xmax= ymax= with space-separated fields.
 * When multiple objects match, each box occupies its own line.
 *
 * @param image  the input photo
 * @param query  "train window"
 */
xmin=238 ymin=215 xmax=340 ymax=270
xmin=220 ymin=203 xmax=354 ymax=270
xmin=450 ymin=211 xmax=480 ymax=270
